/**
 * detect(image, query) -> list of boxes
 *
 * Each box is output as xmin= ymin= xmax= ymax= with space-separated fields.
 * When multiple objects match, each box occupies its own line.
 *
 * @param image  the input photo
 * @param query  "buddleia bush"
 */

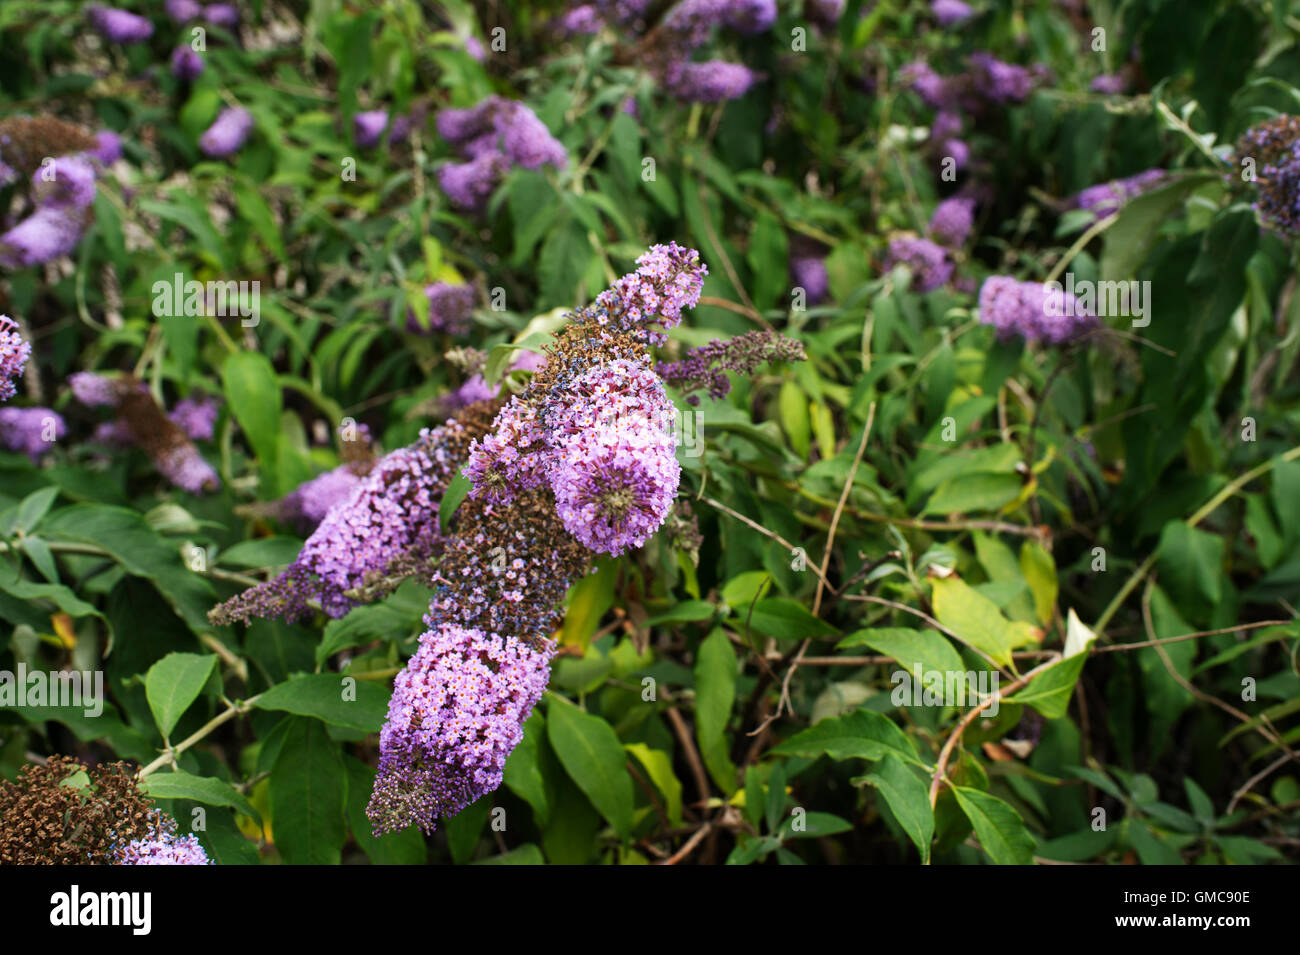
xmin=0 ymin=0 xmax=1297 ymax=867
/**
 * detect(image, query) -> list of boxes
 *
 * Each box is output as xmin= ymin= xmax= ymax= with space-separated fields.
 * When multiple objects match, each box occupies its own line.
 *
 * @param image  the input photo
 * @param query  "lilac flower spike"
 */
xmin=92 ymin=131 xmax=123 ymax=165
xmin=168 ymin=394 xmax=220 ymax=441
xmin=0 ymin=407 xmax=65 ymax=461
xmin=931 ymin=0 xmax=973 ymax=27
xmin=407 ymin=282 xmax=476 ymax=335
xmin=978 ymin=276 xmax=1096 ymax=345
xmin=199 ymin=107 xmax=253 ymax=158
xmin=354 ymin=110 xmax=390 ymax=148
xmin=171 ymin=45 xmax=205 ymax=81
xmin=0 ymin=316 xmax=31 ymax=403
xmin=1072 ymin=169 xmax=1164 ymax=223
xmin=87 ymin=6 xmax=155 ymax=44
xmin=164 ymin=0 xmax=202 ymax=23
xmin=669 ymin=61 xmax=758 ymax=102
xmin=116 ymin=813 xmax=212 ymax=865
xmin=884 ymin=236 xmax=953 ymax=292
xmin=209 ymin=422 xmax=471 ymax=623
xmin=928 ymin=196 xmax=976 ymax=247
xmin=367 ymin=622 xmax=554 ymax=835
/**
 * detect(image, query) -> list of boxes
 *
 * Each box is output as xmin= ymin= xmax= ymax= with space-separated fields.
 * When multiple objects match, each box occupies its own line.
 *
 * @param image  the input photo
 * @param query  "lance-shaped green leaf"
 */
xmin=140 ymin=770 xmax=260 ymax=825
xmin=931 ymin=576 xmax=1040 ymax=667
xmin=1005 ymin=610 xmax=1096 ymax=719
xmin=145 ymin=652 xmax=217 ymax=739
xmin=546 ymin=697 xmax=634 ymax=839
xmin=952 ymin=787 xmax=1036 ymax=864
xmin=856 ymin=753 xmax=934 ymax=863
xmin=771 ymin=708 xmax=925 ymax=767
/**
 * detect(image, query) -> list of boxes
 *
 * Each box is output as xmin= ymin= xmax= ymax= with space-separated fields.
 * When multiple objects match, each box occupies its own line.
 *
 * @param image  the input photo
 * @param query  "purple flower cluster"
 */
xmin=280 ymin=466 xmax=364 ymax=532
xmin=354 ymin=110 xmax=415 ymax=149
xmin=1238 ymin=118 xmax=1300 ymax=235
xmin=92 ymin=131 xmax=123 ymax=165
xmin=546 ymin=360 xmax=681 ymax=555
xmin=805 ymin=0 xmax=845 ymax=31
xmin=166 ymin=1 xmax=237 ymax=28
xmin=668 ymin=61 xmax=758 ymax=103
xmin=0 ymin=156 xmax=98 ymax=268
xmin=69 ymin=373 xmax=220 ymax=494
xmin=790 ymin=254 xmax=829 ymax=305
xmin=87 ymin=6 xmax=154 ymax=44
xmin=115 ymin=813 xmax=211 ymax=865
xmin=436 ymin=97 xmax=566 ymax=210
xmin=407 ymin=282 xmax=476 ymax=335
xmin=656 ymin=329 xmax=807 ymax=404
xmin=932 ymin=0 xmax=973 ymax=26
xmin=0 ymin=407 xmax=65 ymax=461
xmin=968 ymin=53 xmax=1039 ymax=104
xmin=928 ymin=196 xmax=976 ymax=247
xmin=1090 ymin=73 xmax=1126 ymax=95
xmin=0 ymin=316 xmax=31 ymax=403
xmin=199 ymin=107 xmax=253 ymax=158
xmin=366 ymin=622 xmax=553 ymax=835
xmin=210 ymin=422 xmax=470 ymax=623
xmin=977 ymin=276 xmax=1096 ymax=344
xmin=883 ymin=236 xmax=953 ymax=292
xmin=171 ymin=45 xmax=205 ymax=81
xmin=1072 ymin=169 xmax=1164 ymax=223
xmin=168 ymin=394 xmax=220 ymax=441
xmin=586 ymin=241 xmax=708 ymax=345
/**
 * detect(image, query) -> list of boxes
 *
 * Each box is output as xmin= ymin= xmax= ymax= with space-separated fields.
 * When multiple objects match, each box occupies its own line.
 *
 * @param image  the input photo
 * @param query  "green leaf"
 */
xmin=778 ymin=379 xmax=811 ymax=460
xmin=1004 ymin=610 xmax=1095 ymax=718
xmin=1019 ymin=540 xmax=1058 ymax=626
xmin=625 ymin=743 xmax=683 ymax=827
xmin=503 ymin=711 xmax=552 ymax=827
xmin=140 ymin=770 xmax=260 ymax=825
xmin=772 ymin=708 xmax=924 ymax=766
xmin=145 ymin=652 xmax=217 ymax=739
xmin=559 ymin=559 xmax=616 ymax=650
xmin=858 ymin=753 xmax=934 ymax=863
xmin=473 ymin=843 xmax=546 ymax=865
xmin=13 ymin=486 xmax=59 ymax=534
xmin=1100 ymin=173 xmax=1218 ymax=280
xmin=221 ymin=351 xmax=283 ymax=493
xmin=930 ymin=576 xmax=1039 ymax=667
xmin=254 ymin=673 xmax=389 ymax=733
xmin=438 ymin=471 xmax=471 ymax=533
xmin=1156 ymin=521 xmax=1223 ymax=612
xmin=41 ymin=505 xmax=217 ymax=635
xmin=694 ymin=628 xmax=738 ymax=794
xmin=952 ymin=787 xmax=1035 ymax=864
xmin=734 ymin=598 xmax=839 ymax=640
xmin=923 ymin=473 xmax=1022 ymax=515
xmin=269 ymin=717 xmax=347 ymax=865
xmin=546 ymin=698 xmax=634 ymax=839
xmin=836 ymin=627 xmax=963 ymax=680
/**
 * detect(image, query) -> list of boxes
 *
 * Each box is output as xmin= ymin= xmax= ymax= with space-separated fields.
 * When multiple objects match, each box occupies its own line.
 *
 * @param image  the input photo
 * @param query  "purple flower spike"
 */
xmin=883 ymin=236 xmax=953 ymax=292
xmin=199 ymin=107 xmax=253 ymax=158
xmin=669 ymin=61 xmax=758 ymax=102
xmin=171 ymin=45 xmax=205 ymax=81
xmin=977 ymin=276 xmax=1096 ymax=345
xmin=0 ymin=316 xmax=32 ymax=403
xmin=164 ymin=0 xmax=202 ymax=23
xmin=92 ymin=130 xmax=123 ymax=165
xmin=367 ymin=622 xmax=554 ymax=835
xmin=407 ymin=282 xmax=476 ymax=335
xmin=931 ymin=0 xmax=973 ymax=27
xmin=0 ymin=407 xmax=65 ymax=461
xmin=928 ymin=196 xmax=976 ymax=247
xmin=87 ymin=6 xmax=155 ymax=44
